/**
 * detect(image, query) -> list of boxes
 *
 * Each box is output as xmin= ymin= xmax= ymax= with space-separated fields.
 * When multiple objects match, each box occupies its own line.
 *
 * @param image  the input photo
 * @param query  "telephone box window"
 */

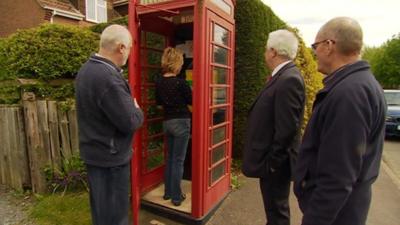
xmin=212 ymin=67 xmax=228 ymax=84
xmin=210 ymin=162 xmax=226 ymax=185
xmin=212 ymin=126 xmax=226 ymax=145
xmin=211 ymin=144 xmax=226 ymax=165
xmin=214 ymin=24 xmax=229 ymax=46
xmin=213 ymin=46 xmax=228 ymax=65
xmin=212 ymin=108 xmax=227 ymax=125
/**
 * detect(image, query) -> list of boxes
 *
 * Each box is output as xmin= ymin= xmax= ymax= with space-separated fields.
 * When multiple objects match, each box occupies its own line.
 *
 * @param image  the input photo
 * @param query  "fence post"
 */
xmin=22 ymin=92 xmax=47 ymax=193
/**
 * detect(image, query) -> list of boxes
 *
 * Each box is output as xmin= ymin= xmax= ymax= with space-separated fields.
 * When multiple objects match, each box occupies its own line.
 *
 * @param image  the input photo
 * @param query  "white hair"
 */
xmin=100 ymin=25 xmax=132 ymax=51
xmin=267 ymin=29 xmax=299 ymax=60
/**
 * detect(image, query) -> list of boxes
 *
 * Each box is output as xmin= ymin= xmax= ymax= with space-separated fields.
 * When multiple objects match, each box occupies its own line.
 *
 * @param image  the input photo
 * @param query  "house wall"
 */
xmin=53 ymin=15 xmax=80 ymax=25
xmin=0 ymin=0 xmax=46 ymax=37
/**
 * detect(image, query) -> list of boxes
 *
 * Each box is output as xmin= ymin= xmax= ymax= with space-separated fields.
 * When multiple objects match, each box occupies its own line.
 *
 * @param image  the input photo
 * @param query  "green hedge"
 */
xmin=1 ymin=24 xmax=99 ymax=80
xmin=90 ymin=16 xmax=128 ymax=34
xmin=233 ymin=0 xmax=322 ymax=158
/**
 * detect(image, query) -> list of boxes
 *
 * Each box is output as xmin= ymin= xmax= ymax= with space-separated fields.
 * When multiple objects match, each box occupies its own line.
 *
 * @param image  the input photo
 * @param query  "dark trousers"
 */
xmin=86 ymin=163 xmax=130 ymax=225
xmin=259 ymin=160 xmax=291 ymax=225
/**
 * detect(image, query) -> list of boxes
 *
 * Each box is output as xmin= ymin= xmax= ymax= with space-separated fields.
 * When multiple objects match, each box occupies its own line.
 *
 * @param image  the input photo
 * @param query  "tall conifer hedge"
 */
xmin=233 ymin=0 xmax=323 ymax=158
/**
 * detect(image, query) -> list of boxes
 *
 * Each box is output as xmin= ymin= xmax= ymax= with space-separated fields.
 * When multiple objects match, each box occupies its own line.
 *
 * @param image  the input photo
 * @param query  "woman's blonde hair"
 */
xmin=161 ymin=47 xmax=184 ymax=74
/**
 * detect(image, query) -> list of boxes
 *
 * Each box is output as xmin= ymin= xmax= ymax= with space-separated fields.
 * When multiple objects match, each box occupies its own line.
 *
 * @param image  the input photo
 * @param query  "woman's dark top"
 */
xmin=155 ymin=76 xmax=192 ymax=120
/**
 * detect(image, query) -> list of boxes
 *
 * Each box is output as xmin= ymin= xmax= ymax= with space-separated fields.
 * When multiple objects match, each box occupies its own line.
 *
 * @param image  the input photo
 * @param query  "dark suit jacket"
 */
xmin=293 ymin=60 xmax=386 ymax=225
xmin=242 ymin=62 xmax=305 ymax=178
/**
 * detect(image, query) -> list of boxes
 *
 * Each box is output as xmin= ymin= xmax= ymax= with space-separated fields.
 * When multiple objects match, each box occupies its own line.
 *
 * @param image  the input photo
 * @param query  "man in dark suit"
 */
xmin=294 ymin=17 xmax=386 ymax=225
xmin=242 ymin=29 xmax=306 ymax=225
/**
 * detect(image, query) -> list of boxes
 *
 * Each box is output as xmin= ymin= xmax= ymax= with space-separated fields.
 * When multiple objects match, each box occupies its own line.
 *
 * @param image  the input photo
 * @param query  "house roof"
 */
xmin=36 ymin=0 xmax=83 ymax=16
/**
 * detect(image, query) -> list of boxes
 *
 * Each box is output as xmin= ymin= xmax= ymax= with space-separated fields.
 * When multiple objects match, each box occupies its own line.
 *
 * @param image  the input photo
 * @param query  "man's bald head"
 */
xmin=318 ymin=17 xmax=363 ymax=56
xmin=100 ymin=25 xmax=132 ymax=52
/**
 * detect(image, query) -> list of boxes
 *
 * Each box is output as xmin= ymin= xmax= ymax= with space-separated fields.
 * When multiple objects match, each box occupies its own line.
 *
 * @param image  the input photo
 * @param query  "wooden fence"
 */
xmin=0 ymin=92 xmax=79 ymax=193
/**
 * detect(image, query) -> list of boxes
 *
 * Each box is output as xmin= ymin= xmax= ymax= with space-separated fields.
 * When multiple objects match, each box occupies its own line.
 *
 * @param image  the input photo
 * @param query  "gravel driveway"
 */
xmin=0 ymin=185 xmax=36 ymax=225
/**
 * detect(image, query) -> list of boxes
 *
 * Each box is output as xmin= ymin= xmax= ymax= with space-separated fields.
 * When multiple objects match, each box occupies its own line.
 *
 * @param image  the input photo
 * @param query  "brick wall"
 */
xmin=0 ymin=0 xmax=45 ymax=37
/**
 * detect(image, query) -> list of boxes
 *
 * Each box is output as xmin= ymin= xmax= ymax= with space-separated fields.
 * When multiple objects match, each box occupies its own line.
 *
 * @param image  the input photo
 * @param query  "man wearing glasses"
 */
xmin=294 ymin=17 xmax=386 ymax=225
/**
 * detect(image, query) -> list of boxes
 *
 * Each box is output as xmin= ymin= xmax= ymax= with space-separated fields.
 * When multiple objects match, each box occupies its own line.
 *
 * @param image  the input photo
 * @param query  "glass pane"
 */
xmin=212 ymin=67 xmax=228 ymax=84
xmin=211 ymin=0 xmax=232 ymax=15
xmin=147 ymin=50 xmax=162 ymax=66
xmin=146 ymin=105 xmax=162 ymax=119
xmin=212 ymin=108 xmax=226 ymax=125
xmin=212 ymin=144 xmax=226 ymax=165
xmin=148 ymin=68 xmax=161 ymax=83
xmin=148 ymin=122 xmax=163 ymax=136
xmin=213 ymin=88 xmax=227 ymax=105
xmin=210 ymin=162 xmax=226 ymax=185
xmin=86 ymin=0 xmax=96 ymax=20
xmin=141 ymin=32 xmax=146 ymax=47
xmin=214 ymin=24 xmax=229 ymax=46
xmin=97 ymin=5 xmax=107 ymax=23
xmin=147 ymin=87 xmax=156 ymax=101
xmin=147 ymin=137 xmax=164 ymax=150
xmin=97 ymin=0 xmax=106 ymax=7
xmin=214 ymin=46 xmax=228 ymax=65
xmin=146 ymin=32 xmax=166 ymax=49
xmin=212 ymin=126 xmax=226 ymax=145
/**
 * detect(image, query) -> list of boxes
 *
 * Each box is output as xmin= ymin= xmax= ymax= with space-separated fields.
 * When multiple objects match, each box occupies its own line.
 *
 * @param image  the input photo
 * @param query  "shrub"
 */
xmin=90 ymin=16 xmax=128 ymax=34
xmin=44 ymin=155 xmax=88 ymax=195
xmin=2 ymin=24 xmax=99 ymax=80
xmin=233 ymin=0 xmax=322 ymax=158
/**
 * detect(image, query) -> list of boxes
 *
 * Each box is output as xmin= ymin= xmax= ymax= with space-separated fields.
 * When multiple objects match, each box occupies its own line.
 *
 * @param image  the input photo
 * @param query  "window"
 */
xmin=86 ymin=0 xmax=107 ymax=23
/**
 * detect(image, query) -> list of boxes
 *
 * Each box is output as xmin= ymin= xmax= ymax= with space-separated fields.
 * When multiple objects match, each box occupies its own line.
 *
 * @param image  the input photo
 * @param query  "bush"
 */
xmin=2 ymin=24 xmax=99 ymax=80
xmin=0 ymin=38 xmax=10 ymax=81
xmin=90 ymin=16 xmax=128 ymax=34
xmin=233 ymin=0 xmax=322 ymax=158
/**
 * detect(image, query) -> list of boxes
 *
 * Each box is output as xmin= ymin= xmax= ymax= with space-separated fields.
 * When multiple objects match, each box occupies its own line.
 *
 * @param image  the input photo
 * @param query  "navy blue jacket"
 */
xmin=75 ymin=55 xmax=144 ymax=167
xmin=294 ymin=60 xmax=386 ymax=225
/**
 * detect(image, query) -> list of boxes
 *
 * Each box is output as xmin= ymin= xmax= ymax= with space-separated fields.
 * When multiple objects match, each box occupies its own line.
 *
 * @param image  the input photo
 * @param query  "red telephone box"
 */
xmin=128 ymin=0 xmax=235 ymax=224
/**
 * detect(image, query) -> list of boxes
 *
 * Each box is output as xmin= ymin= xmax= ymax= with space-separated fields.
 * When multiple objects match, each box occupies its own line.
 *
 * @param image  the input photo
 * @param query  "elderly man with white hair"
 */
xmin=242 ymin=29 xmax=306 ymax=225
xmin=75 ymin=25 xmax=144 ymax=225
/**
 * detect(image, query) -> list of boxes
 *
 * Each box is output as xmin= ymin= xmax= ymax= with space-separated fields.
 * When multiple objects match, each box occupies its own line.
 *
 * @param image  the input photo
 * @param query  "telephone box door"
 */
xmin=137 ymin=16 xmax=174 ymax=193
xmin=201 ymin=8 xmax=235 ymax=213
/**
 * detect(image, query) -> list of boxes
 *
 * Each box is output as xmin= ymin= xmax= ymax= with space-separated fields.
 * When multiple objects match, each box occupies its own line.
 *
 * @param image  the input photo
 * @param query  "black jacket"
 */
xmin=75 ymin=55 xmax=144 ymax=167
xmin=294 ymin=60 xmax=386 ymax=225
xmin=242 ymin=62 xmax=306 ymax=178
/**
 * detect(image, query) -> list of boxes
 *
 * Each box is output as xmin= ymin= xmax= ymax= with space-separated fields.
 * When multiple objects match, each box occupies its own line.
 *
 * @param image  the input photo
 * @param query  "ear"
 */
xmin=118 ymin=43 xmax=125 ymax=54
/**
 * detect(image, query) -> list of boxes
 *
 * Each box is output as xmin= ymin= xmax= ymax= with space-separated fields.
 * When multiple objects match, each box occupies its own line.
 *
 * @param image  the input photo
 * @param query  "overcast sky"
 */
xmin=261 ymin=0 xmax=400 ymax=47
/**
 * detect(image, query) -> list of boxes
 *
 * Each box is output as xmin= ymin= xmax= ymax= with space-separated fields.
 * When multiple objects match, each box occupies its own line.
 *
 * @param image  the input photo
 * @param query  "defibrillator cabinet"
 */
xmin=128 ymin=0 xmax=235 ymax=224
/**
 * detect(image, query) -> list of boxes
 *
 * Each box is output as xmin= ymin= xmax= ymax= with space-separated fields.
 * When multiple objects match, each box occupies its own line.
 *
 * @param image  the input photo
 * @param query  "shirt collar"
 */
xmin=271 ymin=60 xmax=291 ymax=77
xmin=90 ymin=53 xmax=123 ymax=74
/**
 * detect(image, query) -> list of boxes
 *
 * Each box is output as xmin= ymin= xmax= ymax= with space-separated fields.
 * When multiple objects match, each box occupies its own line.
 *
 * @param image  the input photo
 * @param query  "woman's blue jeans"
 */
xmin=163 ymin=118 xmax=191 ymax=202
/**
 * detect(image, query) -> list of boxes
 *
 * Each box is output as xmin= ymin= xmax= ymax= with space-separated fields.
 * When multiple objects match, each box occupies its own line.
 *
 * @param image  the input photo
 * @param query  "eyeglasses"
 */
xmin=311 ymin=39 xmax=335 ymax=50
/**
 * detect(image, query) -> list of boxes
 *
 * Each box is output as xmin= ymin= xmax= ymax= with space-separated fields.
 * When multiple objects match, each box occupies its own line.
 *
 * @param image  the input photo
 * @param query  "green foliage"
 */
xmin=0 ymin=80 xmax=20 ymax=104
xmin=363 ymin=34 xmax=400 ymax=88
xmin=90 ymin=16 xmax=128 ymax=34
xmin=44 ymin=155 xmax=88 ymax=195
xmin=30 ymin=192 xmax=91 ymax=225
xmin=21 ymin=82 xmax=75 ymax=100
xmin=293 ymin=30 xmax=323 ymax=132
xmin=233 ymin=0 xmax=322 ymax=158
xmin=0 ymin=38 xmax=10 ymax=80
xmin=2 ymin=24 xmax=98 ymax=80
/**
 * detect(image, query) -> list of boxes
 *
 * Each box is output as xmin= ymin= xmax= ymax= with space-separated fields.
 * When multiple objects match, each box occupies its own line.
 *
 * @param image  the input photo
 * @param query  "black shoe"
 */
xmin=171 ymin=193 xmax=186 ymax=206
xmin=163 ymin=195 xmax=171 ymax=200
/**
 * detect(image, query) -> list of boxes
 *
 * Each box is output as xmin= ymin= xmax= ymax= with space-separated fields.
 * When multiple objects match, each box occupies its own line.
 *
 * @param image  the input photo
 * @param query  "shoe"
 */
xmin=163 ymin=195 xmax=171 ymax=200
xmin=171 ymin=193 xmax=186 ymax=206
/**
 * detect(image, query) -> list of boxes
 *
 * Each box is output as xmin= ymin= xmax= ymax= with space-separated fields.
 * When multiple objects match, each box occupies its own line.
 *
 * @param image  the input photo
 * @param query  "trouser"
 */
xmin=163 ymin=118 xmax=191 ymax=202
xmin=86 ymin=163 xmax=130 ymax=225
xmin=259 ymin=159 xmax=291 ymax=225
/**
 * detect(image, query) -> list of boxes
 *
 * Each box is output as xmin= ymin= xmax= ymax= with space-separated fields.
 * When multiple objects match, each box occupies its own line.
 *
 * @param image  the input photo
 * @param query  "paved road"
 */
xmin=382 ymin=138 xmax=400 ymax=189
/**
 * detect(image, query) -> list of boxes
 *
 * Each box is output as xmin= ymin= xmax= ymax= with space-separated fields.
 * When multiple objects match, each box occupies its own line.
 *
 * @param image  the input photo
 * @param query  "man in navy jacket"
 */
xmin=76 ymin=25 xmax=143 ymax=225
xmin=294 ymin=17 xmax=386 ymax=225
